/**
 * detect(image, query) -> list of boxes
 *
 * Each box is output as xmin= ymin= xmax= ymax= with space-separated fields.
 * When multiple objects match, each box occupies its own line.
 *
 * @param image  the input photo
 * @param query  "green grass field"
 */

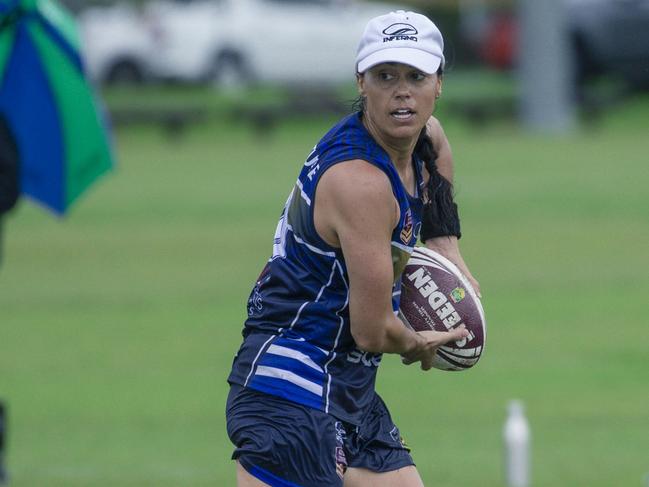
xmin=1 ymin=85 xmax=648 ymax=486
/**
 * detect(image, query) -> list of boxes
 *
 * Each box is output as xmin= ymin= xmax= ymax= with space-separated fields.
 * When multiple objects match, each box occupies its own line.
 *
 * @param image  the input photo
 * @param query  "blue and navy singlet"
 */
xmin=228 ymin=112 xmax=425 ymax=425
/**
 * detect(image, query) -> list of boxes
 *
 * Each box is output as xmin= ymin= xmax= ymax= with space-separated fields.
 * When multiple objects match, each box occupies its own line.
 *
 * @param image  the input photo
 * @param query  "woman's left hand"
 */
xmin=424 ymin=236 xmax=481 ymax=298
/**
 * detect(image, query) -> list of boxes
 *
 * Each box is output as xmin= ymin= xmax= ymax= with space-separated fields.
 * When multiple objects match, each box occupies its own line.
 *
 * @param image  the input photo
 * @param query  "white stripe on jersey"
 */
xmin=324 ymin=259 xmax=349 ymax=414
xmin=288 ymin=256 xmax=339 ymax=332
xmin=255 ymin=366 xmax=323 ymax=396
xmin=282 ymin=336 xmax=328 ymax=355
xmin=244 ymin=334 xmax=278 ymax=387
xmin=289 ymin=225 xmax=337 ymax=257
xmin=249 ymin=259 xmax=340 ymax=398
xmin=288 ymin=301 xmax=309 ymax=331
xmin=296 ymin=179 xmax=312 ymax=206
xmin=266 ymin=344 xmax=324 ymax=372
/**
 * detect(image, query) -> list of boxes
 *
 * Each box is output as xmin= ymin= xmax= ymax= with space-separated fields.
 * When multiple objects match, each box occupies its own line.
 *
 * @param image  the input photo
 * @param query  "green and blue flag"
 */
xmin=0 ymin=0 xmax=113 ymax=215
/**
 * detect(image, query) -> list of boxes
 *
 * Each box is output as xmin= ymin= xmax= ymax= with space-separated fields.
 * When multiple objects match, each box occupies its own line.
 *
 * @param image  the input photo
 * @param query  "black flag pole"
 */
xmin=0 ymin=400 xmax=7 ymax=484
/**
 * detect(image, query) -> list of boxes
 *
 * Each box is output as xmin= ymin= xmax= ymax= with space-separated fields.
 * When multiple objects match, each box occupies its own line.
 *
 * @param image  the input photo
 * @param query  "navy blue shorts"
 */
xmin=226 ymin=384 xmax=414 ymax=487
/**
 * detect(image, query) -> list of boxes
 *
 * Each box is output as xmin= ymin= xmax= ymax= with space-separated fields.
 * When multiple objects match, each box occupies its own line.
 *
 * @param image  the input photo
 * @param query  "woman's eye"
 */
xmin=410 ymin=72 xmax=426 ymax=82
xmin=378 ymin=72 xmax=395 ymax=81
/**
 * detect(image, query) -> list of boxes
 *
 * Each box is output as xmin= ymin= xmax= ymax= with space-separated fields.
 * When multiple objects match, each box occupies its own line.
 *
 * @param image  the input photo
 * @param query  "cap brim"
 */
xmin=357 ymin=47 xmax=442 ymax=74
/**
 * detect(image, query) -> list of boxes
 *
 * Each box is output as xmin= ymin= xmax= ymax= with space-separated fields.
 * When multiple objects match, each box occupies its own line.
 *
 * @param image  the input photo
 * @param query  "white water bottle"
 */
xmin=504 ymin=400 xmax=530 ymax=487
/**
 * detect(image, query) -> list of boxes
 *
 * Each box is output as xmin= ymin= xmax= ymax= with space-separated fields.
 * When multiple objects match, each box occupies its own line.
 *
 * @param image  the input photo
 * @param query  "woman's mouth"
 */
xmin=391 ymin=108 xmax=416 ymax=121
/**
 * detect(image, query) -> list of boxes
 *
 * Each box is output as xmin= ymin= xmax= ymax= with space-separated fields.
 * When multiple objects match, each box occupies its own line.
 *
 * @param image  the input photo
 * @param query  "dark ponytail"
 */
xmin=416 ymin=126 xmax=461 ymax=241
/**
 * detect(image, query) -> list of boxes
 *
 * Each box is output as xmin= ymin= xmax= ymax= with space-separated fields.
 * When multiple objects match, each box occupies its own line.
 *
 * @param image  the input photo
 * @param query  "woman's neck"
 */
xmin=362 ymin=114 xmax=418 ymax=194
xmin=362 ymin=113 xmax=417 ymax=172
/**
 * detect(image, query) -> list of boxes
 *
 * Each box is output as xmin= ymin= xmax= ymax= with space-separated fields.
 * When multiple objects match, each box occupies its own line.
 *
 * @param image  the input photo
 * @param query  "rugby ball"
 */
xmin=399 ymin=247 xmax=486 ymax=371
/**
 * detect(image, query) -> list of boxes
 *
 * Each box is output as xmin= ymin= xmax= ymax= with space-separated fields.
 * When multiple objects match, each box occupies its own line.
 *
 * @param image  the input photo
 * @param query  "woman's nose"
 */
xmin=395 ymin=79 xmax=411 ymax=98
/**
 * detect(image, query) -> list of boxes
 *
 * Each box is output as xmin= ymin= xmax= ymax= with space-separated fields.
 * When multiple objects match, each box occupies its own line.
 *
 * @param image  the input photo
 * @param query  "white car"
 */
xmin=146 ymin=0 xmax=403 ymax=86
xmin=78 ymin=3 xmax=157 ymax=85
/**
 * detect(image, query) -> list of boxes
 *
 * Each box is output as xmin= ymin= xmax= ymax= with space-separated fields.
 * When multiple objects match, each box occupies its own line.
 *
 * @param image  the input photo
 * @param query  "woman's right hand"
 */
xmin=401 ymin=325 xmax=469 ymax=370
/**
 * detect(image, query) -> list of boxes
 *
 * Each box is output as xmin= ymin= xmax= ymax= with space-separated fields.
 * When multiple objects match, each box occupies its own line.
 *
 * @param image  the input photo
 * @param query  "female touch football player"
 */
xmin=227 ymin=10 xmax=479 ymax=487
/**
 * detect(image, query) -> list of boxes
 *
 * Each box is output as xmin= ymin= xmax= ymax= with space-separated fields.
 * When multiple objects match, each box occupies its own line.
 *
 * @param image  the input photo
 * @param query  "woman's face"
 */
xmin=357 ymin=63 xmax=441 ymax=145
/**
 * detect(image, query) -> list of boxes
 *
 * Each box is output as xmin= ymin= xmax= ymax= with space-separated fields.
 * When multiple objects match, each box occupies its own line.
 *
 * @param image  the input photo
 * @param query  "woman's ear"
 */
xmin=435 ymin=76 xmax=443 ymax=99
xmin=356 ymin=73 xmax=365 ymax=96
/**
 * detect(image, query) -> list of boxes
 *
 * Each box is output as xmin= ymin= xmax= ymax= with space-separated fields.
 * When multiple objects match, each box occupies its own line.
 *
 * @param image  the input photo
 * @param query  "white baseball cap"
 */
xmin=356 ymin=10 xmax=445 ymax=75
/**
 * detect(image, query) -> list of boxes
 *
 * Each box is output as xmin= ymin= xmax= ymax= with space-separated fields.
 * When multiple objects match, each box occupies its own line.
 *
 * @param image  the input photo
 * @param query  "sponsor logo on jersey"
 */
xmin=389 ymin=426 xmax=401 ymax=443
xmin=336 ymin=453 xmax=346 ymax=479
xmin=334 ymin=422 xmax=348 ymax=479
xmin=388 ymin=426 xmax=411 ymax=451
xmin=347 ymin=348 xmax=382 ymax=367
xmin=400 ymin=208 xmax=413 ymax=244
xmin=247 ymin=268 xmax=271 ymax=316
xmin=382 ymin=23 xmax=418 ymax=43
